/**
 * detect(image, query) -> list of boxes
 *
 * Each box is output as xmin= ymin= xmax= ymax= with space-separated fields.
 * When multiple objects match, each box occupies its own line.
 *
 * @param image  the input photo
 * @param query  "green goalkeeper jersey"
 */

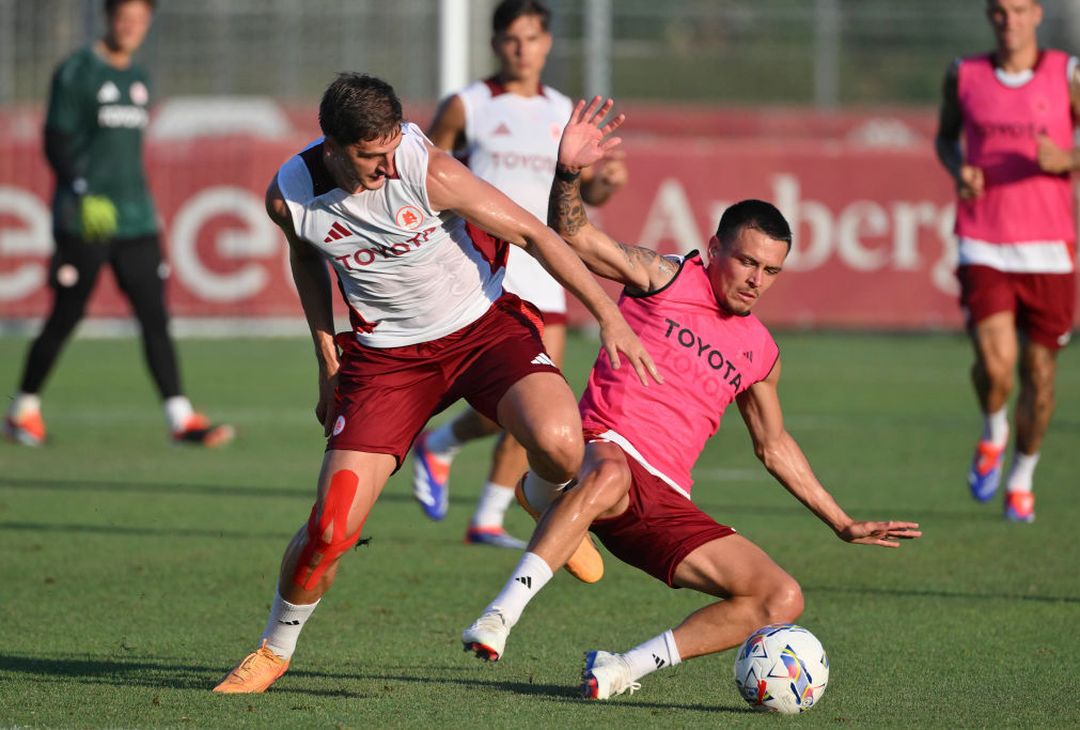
xmin=46 ymin=46 xmax=157 ymax=239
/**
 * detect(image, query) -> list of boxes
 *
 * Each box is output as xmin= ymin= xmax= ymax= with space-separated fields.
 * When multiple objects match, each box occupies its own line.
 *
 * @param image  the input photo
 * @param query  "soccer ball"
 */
xmin=733 ymin=623 xmax=829 ymax=714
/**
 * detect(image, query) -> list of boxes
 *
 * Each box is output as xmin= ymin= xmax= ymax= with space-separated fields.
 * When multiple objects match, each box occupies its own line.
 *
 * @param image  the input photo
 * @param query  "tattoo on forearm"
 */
xmin=549 ymin=175 xmax=589 ymax=235
xmin=617 ymin=243 xmax=677 ymax=288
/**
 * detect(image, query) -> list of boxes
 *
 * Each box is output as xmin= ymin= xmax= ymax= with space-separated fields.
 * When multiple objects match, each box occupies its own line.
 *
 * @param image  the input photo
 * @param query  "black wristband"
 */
xmin=555 ymin=166 xmax=581 ymax=182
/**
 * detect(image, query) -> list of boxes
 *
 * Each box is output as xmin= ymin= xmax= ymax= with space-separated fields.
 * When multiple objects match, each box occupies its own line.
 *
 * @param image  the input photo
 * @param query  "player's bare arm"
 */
xmin=426 ymin=93 xmax=467 ymax=152
xmin=266 ymin=178 xmax=339 ymax=435
xmin=1035 ymin=61 xmax=1080 ymax=173
xmin=935 ymin=61 xmax=985 ymax=199
xmin=424 ymin=145 xmax=661 ymax=385
xmin=735 ymin=359 xmax=922 ymax=548
xmin=549 ymin=151 xmax=675 ymax=294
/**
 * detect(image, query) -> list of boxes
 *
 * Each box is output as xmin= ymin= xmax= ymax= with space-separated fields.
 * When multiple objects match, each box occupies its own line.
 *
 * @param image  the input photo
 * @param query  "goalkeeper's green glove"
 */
xmin=80 ymin=194 xmax=118 ymax=242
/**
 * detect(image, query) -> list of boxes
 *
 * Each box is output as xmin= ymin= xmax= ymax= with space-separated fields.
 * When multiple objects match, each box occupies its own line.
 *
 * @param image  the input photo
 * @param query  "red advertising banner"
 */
xmin=1 ymin=104 xmax=1076 ymax=330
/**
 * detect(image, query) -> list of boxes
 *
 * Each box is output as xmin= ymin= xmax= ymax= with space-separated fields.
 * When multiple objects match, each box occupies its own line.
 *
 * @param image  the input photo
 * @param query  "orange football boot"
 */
xmin=515 ymin=477 xmax=603 ymax=584
xmin=173 ymin=412 xmax=234 ymax=448
xmin=3 ymin=410 xmax=46 ymax=446
xmin=212 ymin=641 xmax=289 ymax=694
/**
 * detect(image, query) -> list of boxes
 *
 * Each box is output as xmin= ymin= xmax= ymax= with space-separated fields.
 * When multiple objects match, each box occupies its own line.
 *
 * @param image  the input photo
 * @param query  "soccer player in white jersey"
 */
xmin=412 ymin=0 xmax=629 ymax=552
xmin=211 ymin=73 xmax=658 ymax=694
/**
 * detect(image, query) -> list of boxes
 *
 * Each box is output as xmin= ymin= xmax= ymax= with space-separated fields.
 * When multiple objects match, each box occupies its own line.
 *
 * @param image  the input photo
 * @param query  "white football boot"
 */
xmin=461 ymin=610 xmax=510 ymax=661
xmin=581 ymin=650 xmax=641 ymax=700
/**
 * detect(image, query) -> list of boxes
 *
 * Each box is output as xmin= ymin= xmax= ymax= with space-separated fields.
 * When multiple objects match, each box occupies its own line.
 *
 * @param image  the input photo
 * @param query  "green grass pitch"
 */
xmin=1 ymin=332 xmax=1078 ymax=727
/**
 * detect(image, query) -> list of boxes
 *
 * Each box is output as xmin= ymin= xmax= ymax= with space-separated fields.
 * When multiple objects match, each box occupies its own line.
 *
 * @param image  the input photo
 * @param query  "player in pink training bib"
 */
xmin=935 ymin=0 xmax=1078 ymax=522
xmin=461 ymin=99 xmax=922 ymax=700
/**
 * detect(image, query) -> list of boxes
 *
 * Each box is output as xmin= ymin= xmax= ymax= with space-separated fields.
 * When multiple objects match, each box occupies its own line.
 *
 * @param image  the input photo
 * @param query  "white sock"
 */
xmin=164 ymin=396 xmax=194 ymax=432
xmin=485 ymin=551 xmax=553 ymax=627
xmin=260 ymin=591 xmax=320 ymax=660
xmin=471 ymin=482 xmax=516 ymax=528
xmin=522 ymin=472 xmax=572 ymax=513
xmin=1006 ymin=452 xmax=1039 ymax=493
xmin=9 ymin=392 xmax=41 ymax=418
xmin=621 ymin=629 xmax=682 ymax=682
xmin=426 ymin=421 xmax=463 ymax=457
xmin=982 ymin=407 xmax=1008 ymax=446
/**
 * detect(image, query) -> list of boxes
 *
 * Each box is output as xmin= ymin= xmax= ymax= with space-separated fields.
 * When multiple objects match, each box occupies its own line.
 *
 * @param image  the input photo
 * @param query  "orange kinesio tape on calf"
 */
xmin=293 ymin=469 xmax=364 ymax=590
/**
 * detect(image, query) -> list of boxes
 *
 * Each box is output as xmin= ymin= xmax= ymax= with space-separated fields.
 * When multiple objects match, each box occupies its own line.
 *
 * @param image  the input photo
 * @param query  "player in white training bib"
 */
xmin=413 ymin=0 xmax=629 ymax=549
xmin=212 ymin=73 xmax=657 ymax=694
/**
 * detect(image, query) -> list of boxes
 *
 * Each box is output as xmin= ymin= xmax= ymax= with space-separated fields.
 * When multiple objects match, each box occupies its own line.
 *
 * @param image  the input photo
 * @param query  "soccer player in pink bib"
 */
xmin=212 ymin=75 xmax=658 ymax=694
xmin=461 ymin=98 xmax=922 ymax=700
xmin=935 ymin=0 xmax=1078 ymax=522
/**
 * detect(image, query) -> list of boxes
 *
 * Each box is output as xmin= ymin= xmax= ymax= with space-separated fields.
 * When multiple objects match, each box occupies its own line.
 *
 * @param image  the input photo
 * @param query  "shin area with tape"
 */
xmin=293 ymin=470 xmax=365 ymax=590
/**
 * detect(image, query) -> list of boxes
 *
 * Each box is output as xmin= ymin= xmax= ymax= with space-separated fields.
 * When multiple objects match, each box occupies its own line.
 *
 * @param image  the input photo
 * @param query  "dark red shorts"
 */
xmin=589 ymin=450 xmax=735 ymax=587
xmin=957 ymin=265 xmax=1077 ymax=350
xmin=540 ymin=310 xmax=568 ymax=326
xmin=327 ymin=294 xmax=561 ymax=467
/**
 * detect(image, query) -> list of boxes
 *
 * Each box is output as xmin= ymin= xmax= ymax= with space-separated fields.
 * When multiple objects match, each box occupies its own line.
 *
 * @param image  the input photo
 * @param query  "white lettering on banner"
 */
xmin=772 ymin=173 xmax=957 ymax=292
xmin=931 ymin=205 xmax=959 ymax=295
xmin=638 ymin=175 xmax=959 ymax=295
xmin=170 ymin=186 xmax=279 ymax=301
xmin=0 ymin=186 xmax=51 ymax=300
xmin=836 ymin=200 xmax=890 ymax=271
xmin=771 ymin=174 xmax=834 ymax=271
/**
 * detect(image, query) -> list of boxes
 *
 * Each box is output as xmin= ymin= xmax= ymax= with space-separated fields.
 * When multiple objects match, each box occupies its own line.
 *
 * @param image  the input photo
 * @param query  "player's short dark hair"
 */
xmin=104 ymin=0 xmax=154 ymax=16
xmin=493 ymin=0 xmax=551 ymax=34
xmin=716 ymin=200 xmax=792 ymax=252
xmin=318 ymin=73 xmax=403 ymax=145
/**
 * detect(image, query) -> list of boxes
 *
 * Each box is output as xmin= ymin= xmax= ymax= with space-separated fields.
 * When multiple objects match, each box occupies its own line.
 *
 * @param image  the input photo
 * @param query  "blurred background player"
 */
xmin=413 ymin=0 xmax=629 ymax=549
xmin=2 ymin=0 xmax=233 ymax=448
xmin=461 ymin=104 xmax=921 ymax=699
xmin=935 ymin=0 xmax=1078 ymax=522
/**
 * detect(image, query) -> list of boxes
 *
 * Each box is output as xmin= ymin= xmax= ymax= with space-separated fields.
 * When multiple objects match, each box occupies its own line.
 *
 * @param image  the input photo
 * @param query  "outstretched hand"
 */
xmin=559 ymin=97 xmax=626 ymax=172
xmin=837 ymin=520 xmax=922 ymax=548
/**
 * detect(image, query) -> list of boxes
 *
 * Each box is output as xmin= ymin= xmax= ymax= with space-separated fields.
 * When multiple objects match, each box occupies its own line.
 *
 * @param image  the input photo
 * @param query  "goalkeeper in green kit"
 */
xmin=3 ymin=0 xmax=232 ymax=447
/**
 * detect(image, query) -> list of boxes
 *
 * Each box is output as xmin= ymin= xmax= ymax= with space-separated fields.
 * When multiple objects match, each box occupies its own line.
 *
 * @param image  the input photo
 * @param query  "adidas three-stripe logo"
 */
xmin=515 ymin=575 xmax=533 ymax=589
xmin=652 ymin=653 xmax=666 ymax=668
xmin=531 ymin=353 xmax=555 ymax=367
xmin=323 ymin=221 xmax=353 ymax=243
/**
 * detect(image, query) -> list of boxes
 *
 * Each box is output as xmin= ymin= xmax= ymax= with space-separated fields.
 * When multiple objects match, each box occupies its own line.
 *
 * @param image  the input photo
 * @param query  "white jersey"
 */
xmin=277 ymin=122 xmax=507 ymax=348
xmin=457 ymin=79 xmax=574 ymax=315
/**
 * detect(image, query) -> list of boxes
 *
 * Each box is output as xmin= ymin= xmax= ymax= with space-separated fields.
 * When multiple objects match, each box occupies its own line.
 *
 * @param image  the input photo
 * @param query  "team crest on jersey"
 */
xmin=130 ymin=81 xmax=149 ymax=106
xmin=97 ymin=81 xmax=121 ymax=104
xmin=332 ymin=415 xmax=346 ymax=437
xmin=395 ymin=205 xmax=424 ymax=230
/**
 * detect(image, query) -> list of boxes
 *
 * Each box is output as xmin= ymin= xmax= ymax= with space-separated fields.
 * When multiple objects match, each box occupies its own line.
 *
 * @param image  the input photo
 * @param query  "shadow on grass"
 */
xmin=0 ymin=476 xmax=468 ymax=508
xmin=0 ymin=520 xmax=295 ymax=541
xmin=0 ymin=653 xmax=746 ymax=712
xmin=805 ymin=583 xmax=1080 ymax=604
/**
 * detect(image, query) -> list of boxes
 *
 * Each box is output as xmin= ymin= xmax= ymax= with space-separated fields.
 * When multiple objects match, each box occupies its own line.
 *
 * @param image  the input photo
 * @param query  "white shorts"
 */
xmin=502 ymin=244 xmax=567 ymax=318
